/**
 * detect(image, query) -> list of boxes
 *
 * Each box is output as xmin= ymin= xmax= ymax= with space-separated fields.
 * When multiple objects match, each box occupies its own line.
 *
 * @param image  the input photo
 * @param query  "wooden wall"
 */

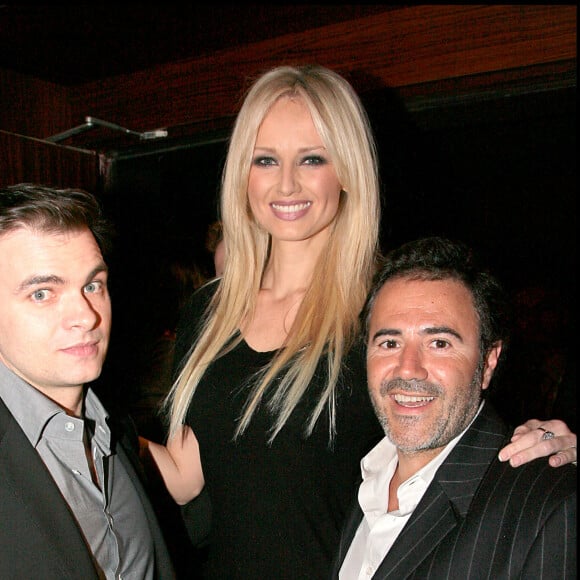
xmin=0 ymin=130 xmax=99 ymax=190
xmin=0 ymin=67 xmax=72 ymax=139
xmin=68 ymin=5 xmax=577 ymax=138
xmin=0 ymin=5 xmax=575 ymax=153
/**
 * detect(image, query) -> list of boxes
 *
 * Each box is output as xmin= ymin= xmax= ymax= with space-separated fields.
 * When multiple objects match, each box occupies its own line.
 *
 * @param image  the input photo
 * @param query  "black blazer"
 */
xmin=0 ymin=397 xmax=175 ymax=579
xmin=332 ymin=403 xmax=577 ymax=579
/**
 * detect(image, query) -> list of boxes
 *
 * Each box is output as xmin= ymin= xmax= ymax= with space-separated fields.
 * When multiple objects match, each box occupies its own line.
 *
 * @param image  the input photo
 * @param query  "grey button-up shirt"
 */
xmin=0 ymin=361 xmax=155 ymax=580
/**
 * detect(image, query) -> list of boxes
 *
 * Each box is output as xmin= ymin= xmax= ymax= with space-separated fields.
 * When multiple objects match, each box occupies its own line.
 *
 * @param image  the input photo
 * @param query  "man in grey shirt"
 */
xmin=0 ymin=183 xmax=175 ymax=579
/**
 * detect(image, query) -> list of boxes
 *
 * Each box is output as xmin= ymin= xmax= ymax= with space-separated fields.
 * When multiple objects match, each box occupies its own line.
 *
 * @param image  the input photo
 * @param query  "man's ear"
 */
xmin=481 ymin=341 xmax=503 ymax=391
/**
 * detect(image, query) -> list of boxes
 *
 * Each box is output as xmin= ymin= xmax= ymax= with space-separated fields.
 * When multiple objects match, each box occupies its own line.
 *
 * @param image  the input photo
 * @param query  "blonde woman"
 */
xmin=145 ymin=65 xmax=577 ymax=579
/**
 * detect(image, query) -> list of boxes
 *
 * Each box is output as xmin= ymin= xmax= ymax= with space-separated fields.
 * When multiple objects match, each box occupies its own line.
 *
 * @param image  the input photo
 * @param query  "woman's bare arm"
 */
xmin=140 ymin=425 xmax=205 ymax=504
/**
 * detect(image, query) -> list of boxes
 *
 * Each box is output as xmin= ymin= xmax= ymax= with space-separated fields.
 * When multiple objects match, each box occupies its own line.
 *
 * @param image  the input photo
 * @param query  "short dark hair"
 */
xmin=363 ymin=237 xmax=511 ymax=365
xmin=0 ymin=183 xmax=114 ymax=255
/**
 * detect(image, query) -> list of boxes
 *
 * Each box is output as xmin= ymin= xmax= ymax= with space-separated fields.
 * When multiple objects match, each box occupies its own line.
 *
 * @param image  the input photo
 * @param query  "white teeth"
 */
xmin=394 ymin=394 xmax=435 ymax=403
xmin=271 ymin=202 xmax=311 ymax=213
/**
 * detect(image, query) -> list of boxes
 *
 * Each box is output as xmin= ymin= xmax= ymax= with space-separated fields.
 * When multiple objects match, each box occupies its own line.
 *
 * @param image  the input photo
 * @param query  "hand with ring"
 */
xmin=498 ymin=418 xmax=577 ymax=468
xmin=537 ymin=425 xmax=555 ymax=440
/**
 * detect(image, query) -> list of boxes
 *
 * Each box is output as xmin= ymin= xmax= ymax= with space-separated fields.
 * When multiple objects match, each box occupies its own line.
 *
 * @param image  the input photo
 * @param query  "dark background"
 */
xmin=98 ymin=83 xmax=576 ymax=432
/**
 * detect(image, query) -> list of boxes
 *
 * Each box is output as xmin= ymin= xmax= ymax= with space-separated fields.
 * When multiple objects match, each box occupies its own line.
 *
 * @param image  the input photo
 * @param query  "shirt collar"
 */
xmin=358 ymin=402 xmax=485 ymax=519
xmin=0 ymin=361 xmax=109 ymax=447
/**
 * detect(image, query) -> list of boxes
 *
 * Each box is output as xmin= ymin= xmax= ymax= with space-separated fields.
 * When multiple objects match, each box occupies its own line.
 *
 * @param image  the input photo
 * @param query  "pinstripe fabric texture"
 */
xmin=333 ymin=404 xmax=577 ymax=579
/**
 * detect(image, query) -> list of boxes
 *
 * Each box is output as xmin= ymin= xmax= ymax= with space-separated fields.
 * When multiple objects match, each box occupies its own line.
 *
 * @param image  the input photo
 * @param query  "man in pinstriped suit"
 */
xmin=334 ymin=237 xmax=576 ymax=579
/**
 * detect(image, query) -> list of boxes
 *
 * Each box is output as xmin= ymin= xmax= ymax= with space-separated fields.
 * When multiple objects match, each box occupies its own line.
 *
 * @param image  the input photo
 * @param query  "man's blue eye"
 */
xmin=85 ymin=281 xmax=101 ymax=293
xmin=32 ymin=290 xmax=48 ymax=301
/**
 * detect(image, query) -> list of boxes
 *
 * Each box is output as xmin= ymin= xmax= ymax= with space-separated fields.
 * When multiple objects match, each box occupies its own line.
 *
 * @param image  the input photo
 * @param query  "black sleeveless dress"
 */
xmin=174 ymin=281 xmax=383 ymax=579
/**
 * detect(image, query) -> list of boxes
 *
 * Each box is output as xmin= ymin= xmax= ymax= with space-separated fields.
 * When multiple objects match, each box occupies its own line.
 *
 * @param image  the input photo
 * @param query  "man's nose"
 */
xmin=394 ymin=344 xmax=428 ymax=381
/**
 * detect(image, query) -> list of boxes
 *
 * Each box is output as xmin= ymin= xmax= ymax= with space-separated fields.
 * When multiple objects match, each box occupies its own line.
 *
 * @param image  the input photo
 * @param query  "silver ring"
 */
xmin=541 ymin=430 xmax=555 ymax=441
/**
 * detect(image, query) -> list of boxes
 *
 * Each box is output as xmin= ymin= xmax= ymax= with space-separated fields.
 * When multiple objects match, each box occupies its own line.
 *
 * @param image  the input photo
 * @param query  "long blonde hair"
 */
xmin=165 ymin=65 xmax=380 ymax=442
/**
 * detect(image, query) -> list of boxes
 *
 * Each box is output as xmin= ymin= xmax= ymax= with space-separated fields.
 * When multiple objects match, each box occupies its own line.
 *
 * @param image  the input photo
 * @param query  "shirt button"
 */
xmin=64 ymin=421 xmax=75 ymax=432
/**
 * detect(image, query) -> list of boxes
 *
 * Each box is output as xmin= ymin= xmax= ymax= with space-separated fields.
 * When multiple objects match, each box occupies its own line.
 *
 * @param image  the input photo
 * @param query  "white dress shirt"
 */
xmin=340 ymin=403 xmax=484 ymax=579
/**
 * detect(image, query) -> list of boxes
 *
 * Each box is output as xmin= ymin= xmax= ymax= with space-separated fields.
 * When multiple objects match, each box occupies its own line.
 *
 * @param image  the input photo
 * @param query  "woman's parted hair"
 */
xmin=165 ymin=65 xmax=380 ymax=442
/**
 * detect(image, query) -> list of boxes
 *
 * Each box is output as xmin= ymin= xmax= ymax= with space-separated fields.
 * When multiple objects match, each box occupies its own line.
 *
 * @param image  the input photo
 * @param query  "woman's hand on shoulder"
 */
xmin=498 ymin=418 xmax=577 ymax=467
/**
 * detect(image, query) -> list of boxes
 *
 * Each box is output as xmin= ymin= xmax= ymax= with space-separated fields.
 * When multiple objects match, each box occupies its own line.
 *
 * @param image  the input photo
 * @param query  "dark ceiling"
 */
xmin=0 ymin=5 xmax=393 ymax=86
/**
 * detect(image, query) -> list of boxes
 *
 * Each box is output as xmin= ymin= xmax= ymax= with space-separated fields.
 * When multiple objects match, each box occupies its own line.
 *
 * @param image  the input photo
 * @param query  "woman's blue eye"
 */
xmin=303 ymin=155 xmax=326 ymax=165
xmin=253 ymin=156 xmax=276 ymax=166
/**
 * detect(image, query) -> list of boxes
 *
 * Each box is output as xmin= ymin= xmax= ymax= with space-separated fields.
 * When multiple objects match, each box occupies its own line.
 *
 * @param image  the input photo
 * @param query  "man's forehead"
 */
xmin=372 ymin=277 xmax=476 ymax=320
xmin=377 ymin=276 xmax=469 ymax=297
xmin=0 ymin=228 xmax=104 ymax=279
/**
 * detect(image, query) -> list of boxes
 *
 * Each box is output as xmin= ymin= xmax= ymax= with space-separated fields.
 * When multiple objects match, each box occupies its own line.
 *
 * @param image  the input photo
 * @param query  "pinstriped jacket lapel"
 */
xmin=374 ymin=404 xmax=511 ymax=578
xmin=336 ymin=404 xmax=513 ymax=578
